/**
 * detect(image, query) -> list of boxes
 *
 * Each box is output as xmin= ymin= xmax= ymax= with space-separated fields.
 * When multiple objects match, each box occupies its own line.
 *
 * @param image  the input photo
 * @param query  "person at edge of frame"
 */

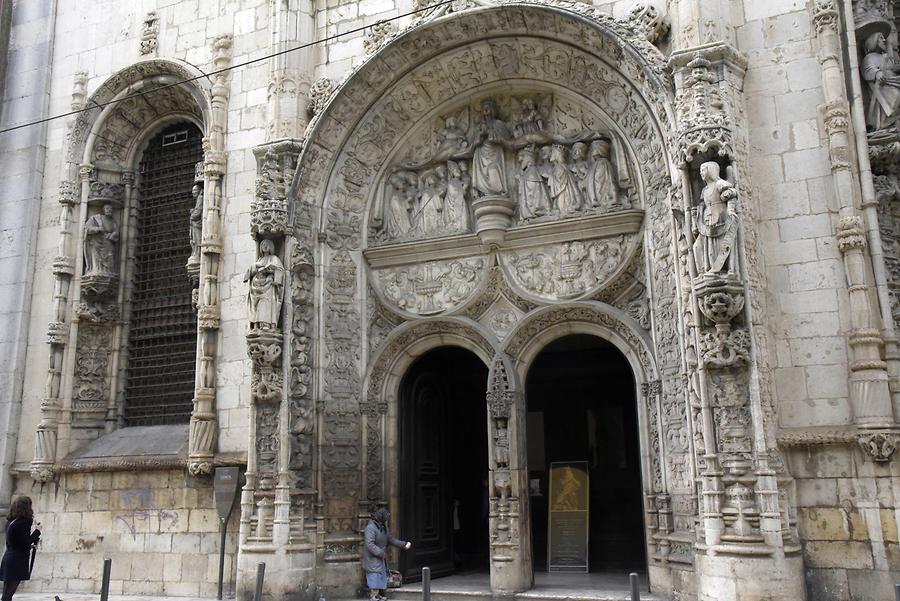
xmin=362 ymin=507 xmax=412 ymax=601
xmin=0 ymin=496 xmax=41 ymax=601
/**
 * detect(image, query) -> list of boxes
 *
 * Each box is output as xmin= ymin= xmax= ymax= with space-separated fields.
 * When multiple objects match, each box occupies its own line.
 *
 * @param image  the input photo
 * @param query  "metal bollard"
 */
xmin=422 ymin=567 xmax=431 ymax=601
xmin=253 ymin=562 xmax=266 ymax=601
xmin=99 ymin=558 xmax=112 ymax=601
xmin=629 ymin=572 xmax=640 ymax=601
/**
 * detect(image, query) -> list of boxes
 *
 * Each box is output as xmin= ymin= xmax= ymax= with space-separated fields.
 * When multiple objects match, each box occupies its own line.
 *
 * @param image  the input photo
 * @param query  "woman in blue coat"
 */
xmin=362 ymin=508 xmax=411 ymax=601
xmin=0 ymin=496 xmax=41 ymax=601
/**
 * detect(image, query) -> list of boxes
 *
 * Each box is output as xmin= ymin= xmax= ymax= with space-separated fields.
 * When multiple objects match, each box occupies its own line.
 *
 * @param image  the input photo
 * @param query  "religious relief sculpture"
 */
xmin=862 ymin=30 xmax=900 ymax=132
xmin=369 ymin=94 xmax=631 ymax=246
xmin=502 ymin=235 xmax=634 ymax=301
xmin=689 ymin=162 xmax=749 ymax=369
xmin=245 ymin=239 xmax=285 ymax=331
xmin=374 ymin=257 xmax=487 ymax=315
xmin=83 ymin=204 xmax=119 ymax=277
xmin=187 ymin=181 xmax=203 ymax=270
xmin=692 ymin=162 xmax=738 ymax=281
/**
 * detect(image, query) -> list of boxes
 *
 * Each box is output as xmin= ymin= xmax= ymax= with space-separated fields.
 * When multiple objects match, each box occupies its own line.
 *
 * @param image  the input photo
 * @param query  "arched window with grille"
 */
xmin=123 ymin=122 xmax=203 ymax=426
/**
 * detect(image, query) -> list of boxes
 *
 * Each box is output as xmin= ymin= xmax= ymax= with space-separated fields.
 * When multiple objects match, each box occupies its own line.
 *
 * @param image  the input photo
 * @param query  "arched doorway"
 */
xmin=398 ymin=347 xmax=490 ymax=581
xmin=526 ymin=334 xmax=645 ymax=575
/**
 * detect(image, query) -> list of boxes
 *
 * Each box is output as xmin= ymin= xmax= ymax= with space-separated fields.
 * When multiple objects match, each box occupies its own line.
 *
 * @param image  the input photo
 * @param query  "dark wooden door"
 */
xmin=399 ymin=370 xmax=455 ymax=581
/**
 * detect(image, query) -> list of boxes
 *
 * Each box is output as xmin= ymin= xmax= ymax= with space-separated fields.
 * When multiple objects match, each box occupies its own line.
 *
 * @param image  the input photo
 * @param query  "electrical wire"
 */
xmin=0 ymin=0 xmax=455 ymax=135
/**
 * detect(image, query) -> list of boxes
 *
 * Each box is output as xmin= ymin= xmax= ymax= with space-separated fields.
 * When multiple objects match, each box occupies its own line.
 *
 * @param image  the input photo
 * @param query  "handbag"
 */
xmin=387 ymin=570 xmax=403 ymax=588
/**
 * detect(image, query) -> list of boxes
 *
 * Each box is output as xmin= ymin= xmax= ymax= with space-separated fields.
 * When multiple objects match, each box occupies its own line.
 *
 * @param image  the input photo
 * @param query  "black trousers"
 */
xmin=1 ymin=579 xmax=19 ymax=601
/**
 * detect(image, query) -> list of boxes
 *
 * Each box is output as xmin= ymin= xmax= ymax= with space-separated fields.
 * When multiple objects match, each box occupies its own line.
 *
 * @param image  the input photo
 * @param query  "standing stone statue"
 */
xmin=245 ymin=239 xmax=285 ymax=330
xmin=544 ymin=144 xmax=583 ymax=215
xmin=83 ymin=204 xmax=119 ymax=276
xmin=862 ymin=32 xmax=900 ymax=131
xmin=417 ymin=166 xmax=446 ymax=234
xmin=585 ymin=139 xmax=617 ymax=210
xmin=471 ymin=99 xmax=510 ymax=197
xmin=443 ymin=161 xmax=470 ymax=232
xmin=693 ymin=161 xmax=738 ymax=278
xmin=188 ymin=183 xmax=204 ymax=265
xmin=384 ymin=172 xmax=415 ymax=239
xmin=516 ymin=146 xmax=551 ymax=219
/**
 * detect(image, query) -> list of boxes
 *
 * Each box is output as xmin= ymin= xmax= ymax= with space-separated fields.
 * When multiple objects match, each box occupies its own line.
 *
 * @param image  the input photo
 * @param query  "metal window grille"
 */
xmin=124 ymin=123 xmax=202 ymax=426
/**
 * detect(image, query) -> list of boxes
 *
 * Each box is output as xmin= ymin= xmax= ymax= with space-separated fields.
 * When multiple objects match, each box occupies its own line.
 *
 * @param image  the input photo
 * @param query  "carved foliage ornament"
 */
xmin=374 ymin=257 xmax=487 ymax=316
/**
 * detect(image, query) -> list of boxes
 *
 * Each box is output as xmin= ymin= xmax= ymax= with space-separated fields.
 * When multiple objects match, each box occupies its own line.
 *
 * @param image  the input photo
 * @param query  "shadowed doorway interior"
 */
xmin=526 ymin=334 xmax=646 ymax=573
xmin=399 ymin=347 xmax=490 ymax=581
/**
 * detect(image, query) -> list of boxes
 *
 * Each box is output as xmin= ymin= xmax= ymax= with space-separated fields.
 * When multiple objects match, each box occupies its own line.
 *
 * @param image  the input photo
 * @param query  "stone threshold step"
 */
xmin=391 ymin=589 xmax=667 ymax=601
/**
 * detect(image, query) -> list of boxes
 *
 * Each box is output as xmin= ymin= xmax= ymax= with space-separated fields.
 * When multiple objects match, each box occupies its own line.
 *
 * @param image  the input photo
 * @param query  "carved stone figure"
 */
xmin=443 ymin=161 xmax=470 ymax=232
xmin=245 ymin=239 xmax=285 ymax=330
xmin=436 ymin=116 xmax=468 ymax=157
xmin=570 ymin=142 xmax=591 ymax=198
xmin=516 ymin=146 xmax=551 ymax=220
xmin=416 ymin=166 xmax=446 ymax=234
xmin=188 ymin=183 xmax=203 ymax=266
xmin=513 ymin=98 xmax=544 ymax=137
xmin=384 ymin=171 xmax=415 ymax=239
xmin=863 ymin=32 xmax=900 ymax=131
xmin=544 ymin=145 xmax=582 ymax=215
xmin=83 ymin=204 xmax=119 ymax=276
xmin=693 ymin=162 xmax=738 ymax=279
xmin=586 ymin=139 xmax=617 ymax=210
xmin=471 ymin=99 xmax=510 ymax=197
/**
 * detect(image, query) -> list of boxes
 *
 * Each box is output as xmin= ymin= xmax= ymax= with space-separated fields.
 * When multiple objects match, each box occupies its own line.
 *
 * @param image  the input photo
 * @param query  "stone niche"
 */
xmin=365 ymin=91 xmax=644 ymax=317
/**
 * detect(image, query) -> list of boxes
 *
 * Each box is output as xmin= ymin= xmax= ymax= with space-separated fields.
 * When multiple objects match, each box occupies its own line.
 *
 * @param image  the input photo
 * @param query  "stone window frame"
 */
xmin=31 ymin=52 xmax=232 ymax=481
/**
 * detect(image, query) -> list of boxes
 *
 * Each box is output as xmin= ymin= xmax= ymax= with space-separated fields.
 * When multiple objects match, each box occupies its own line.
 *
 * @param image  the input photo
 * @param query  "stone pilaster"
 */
xmin=188 ymin=34 xmax=233 ymax=476
xmin=812 ymin=0 xmax=897 ymax=455
xmin=670 ymin=4 xmax=805 ymax=598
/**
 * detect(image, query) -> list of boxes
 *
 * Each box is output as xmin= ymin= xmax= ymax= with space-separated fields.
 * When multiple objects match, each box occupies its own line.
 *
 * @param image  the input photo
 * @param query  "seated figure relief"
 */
xmin=370 ymin=94 xmax=631 ymax=245
xmin=863 ymin=31 xmax=900 ymax=132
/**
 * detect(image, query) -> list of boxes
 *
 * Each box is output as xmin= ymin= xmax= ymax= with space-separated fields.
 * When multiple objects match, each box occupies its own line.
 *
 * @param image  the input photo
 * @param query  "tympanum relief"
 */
xmin=377 ymin=257 xmax=487 ymax=315
xmin=369 ymin=94 xmax=633 ymax=246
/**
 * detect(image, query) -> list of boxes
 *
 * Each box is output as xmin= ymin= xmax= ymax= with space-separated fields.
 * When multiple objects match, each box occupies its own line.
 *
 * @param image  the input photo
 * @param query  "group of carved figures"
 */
xmin=376 ymin=98 xmax=623 ymax=242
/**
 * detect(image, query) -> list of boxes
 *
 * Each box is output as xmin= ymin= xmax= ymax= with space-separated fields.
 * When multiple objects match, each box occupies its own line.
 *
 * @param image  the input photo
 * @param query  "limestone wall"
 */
xmin=18 ymin=470 xmax=239 ymax=596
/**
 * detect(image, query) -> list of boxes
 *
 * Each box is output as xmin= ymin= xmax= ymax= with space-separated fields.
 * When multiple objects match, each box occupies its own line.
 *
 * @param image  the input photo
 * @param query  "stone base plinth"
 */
xmin=696 ymin=552 xmax=805 ymax=601
xmin=236 ymin=548 xmax=316 ymax=601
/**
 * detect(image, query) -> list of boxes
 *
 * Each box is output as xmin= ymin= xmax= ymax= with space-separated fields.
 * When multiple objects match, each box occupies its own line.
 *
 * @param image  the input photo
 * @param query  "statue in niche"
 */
xmin=516 ymin=145 xmax=551 ymax=220
xmin=586 ymin=139 xmax=617 ymax=210
xmin=443 ymin=161 xmax=470 ymax=232
xmin=188 ymin=182 xmax=204 ymax=264
xmin=83 ymin=203 xmax=119 ymax=276
xmin=471 ymin=99 xmax=510 ymax=197
xmin=693 ymin=161 xmax=739 ymax=278
xmin=384 ymin=171 xmax=417 ymax=239
xmin=544 ymin=144 xmax=582 ymax=215
xmin=415 ymin=166 xmax=446 ymax=234
xmin=863 ymin=31 xmax=900 ymax=131
xmin=245 ymin=238 xmax=285 ymax=330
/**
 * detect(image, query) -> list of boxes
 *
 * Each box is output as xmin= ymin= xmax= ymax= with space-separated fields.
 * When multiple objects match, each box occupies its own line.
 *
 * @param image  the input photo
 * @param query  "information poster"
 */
xmin=547 ymin=461 xmax=589 ymax=572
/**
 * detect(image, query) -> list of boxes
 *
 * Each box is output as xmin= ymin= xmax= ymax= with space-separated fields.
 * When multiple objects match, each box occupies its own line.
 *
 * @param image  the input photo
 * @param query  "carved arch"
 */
xmin=67 ymin=59 xmax=213 ymax=165
xmin=503 ymin=301 xmax=659 ymax=381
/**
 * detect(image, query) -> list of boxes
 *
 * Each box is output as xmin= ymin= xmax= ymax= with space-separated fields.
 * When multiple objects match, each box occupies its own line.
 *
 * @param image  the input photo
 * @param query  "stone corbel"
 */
xmin=857 ymin=431 xmax=898 ymax=462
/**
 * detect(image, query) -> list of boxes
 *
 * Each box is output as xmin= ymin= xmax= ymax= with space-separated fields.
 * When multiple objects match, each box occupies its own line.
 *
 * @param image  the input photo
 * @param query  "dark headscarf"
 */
xmin=372 ymin=507 xmax=391 ymax=527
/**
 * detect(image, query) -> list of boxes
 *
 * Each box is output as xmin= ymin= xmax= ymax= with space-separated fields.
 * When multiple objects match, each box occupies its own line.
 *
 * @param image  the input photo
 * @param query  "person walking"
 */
xmin=0 ymin=496 xmax=41 ymax=601
xmin=362 ymin=507 xmax=411 ymax=601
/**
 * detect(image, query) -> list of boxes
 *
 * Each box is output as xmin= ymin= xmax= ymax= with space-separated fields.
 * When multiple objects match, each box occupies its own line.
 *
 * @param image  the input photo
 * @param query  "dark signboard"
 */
xmin=548 ymin=461 xmax=589 ymax=573
xmin=214 ymin=466 xmax=242 ymax=521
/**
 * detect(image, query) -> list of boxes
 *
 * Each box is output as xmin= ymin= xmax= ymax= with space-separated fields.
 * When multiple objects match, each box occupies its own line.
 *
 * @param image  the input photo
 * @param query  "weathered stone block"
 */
xmin=805 ymin=541 xmax=873 ymax=569
xmin=798 ymin=507 xmax=849 ymax=541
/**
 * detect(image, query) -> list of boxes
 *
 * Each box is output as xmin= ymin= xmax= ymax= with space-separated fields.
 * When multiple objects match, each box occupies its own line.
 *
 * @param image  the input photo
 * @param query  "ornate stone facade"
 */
xmin=2 ymin=1 xmax=900 ymax=601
